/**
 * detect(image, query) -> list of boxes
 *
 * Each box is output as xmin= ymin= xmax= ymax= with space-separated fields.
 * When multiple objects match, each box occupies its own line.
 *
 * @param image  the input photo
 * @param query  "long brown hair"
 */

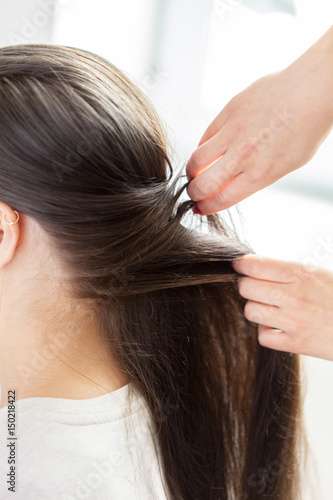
xmin=0 ymin=44 xmax=310 ymax=499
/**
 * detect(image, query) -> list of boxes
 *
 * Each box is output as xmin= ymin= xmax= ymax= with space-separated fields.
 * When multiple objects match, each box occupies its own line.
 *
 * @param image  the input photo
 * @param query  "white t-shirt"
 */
xmin=0 ymin=382 xmax=170 ymax=500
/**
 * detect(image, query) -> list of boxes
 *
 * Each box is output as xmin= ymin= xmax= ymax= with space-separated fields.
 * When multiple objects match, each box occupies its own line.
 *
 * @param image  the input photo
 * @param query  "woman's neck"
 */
xmin=0 ymin=299 xmax=129 ymax=408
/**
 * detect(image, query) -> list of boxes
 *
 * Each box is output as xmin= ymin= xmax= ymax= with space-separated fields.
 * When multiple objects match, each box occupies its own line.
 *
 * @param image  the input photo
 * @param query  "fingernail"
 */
xmin=231 ymin=260 xmax=239 ymax=269
xmin=192 ymin=204 xmax=202 ymax=215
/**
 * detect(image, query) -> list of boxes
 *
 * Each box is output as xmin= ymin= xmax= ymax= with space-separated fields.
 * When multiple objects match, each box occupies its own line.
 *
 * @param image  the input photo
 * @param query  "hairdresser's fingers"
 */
xmin=238 ymin=277 xmax=289 ymax=307
xmin=186 ymin=126 xmax=233 ymax=182
xmin=186 ymin=150 xmax=241 ymax=204
xmin=257 ymin=325 xmax=298 ymax=354
xmin=196 ymin=104 xmax=232 ymax=147
xmin=257 ymin=324 xmax=321 ymax=358
xmin=241 ymin=263 xmax=333 ymax=360
xmin=244 ymin=301 xmax=288 ymax=331
xmin=193 ymin=167 xmax=270 ymax=213
xmin=232 ymin=254 xmax=298 ymax=284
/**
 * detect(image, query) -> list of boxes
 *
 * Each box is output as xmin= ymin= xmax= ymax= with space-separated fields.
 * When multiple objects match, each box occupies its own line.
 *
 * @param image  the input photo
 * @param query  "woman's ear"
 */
xmin=0 ymin=202 xmax=20 ymax=268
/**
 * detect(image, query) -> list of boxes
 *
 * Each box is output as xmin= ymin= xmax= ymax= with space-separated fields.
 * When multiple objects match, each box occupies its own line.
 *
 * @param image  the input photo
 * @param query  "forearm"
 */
xmin=285 ymin=25 xmax=333 ymax=123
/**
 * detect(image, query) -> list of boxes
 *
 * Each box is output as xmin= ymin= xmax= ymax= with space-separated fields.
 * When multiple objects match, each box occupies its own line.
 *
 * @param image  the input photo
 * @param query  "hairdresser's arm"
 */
xmin=186 ymin=26 xmax=333 ymax=215
xmin=232 ymin=255 xmax=333 ymax=361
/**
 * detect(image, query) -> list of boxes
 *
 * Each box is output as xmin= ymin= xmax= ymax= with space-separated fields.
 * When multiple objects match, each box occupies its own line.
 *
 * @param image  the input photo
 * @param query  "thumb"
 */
xmin=197 ymin=105 xmax=231 ymax=147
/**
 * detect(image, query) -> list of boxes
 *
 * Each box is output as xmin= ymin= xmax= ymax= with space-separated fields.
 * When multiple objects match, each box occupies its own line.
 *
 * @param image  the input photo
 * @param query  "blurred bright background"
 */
xmin=0 ymin=0 xmax=332 ymax=497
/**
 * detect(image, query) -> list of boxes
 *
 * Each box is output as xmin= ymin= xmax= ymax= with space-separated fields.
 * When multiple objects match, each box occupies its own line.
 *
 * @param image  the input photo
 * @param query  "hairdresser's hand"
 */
xmin=186 ymin=27 xmax=333 ymax=215
xmin=233 ymin=254 xmax=333 ymax=361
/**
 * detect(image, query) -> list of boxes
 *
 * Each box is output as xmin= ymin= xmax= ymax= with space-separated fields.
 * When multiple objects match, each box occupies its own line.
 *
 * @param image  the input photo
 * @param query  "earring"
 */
xmin=3 ymin=210 xmax=19 ymax=225
xmin=0 ymin=268 xmax=4 ymax=314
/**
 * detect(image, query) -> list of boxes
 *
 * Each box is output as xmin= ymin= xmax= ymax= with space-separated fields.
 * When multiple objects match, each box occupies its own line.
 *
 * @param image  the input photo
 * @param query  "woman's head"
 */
xmin=0 ymin=44 xmax=183 ymax=296
xmin=0 ymin=44 xmax=308 ymax=499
